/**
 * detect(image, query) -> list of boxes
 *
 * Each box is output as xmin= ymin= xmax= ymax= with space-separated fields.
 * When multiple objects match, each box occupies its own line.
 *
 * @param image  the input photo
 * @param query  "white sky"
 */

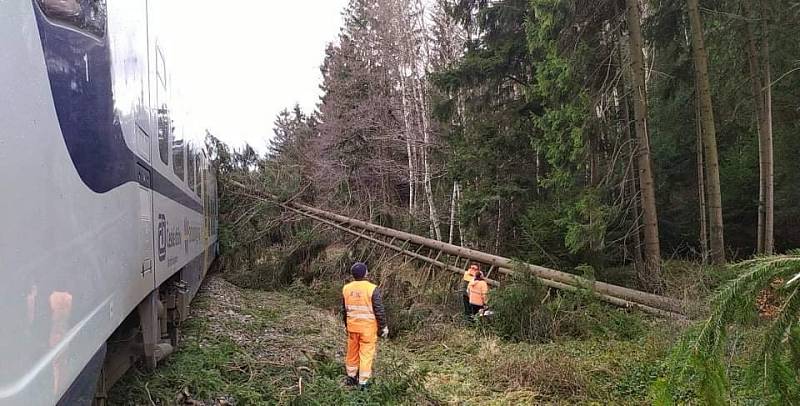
xmin=164 ymin=0 xmax=349 ymax=154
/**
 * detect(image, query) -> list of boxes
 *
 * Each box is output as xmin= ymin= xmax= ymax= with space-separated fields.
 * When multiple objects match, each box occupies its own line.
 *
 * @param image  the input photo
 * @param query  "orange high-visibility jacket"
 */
xmin=342 ymin=280 xmax=386 ymax=334
xmin=462 ymin=268 xmax=477 ymax=283
xmin=468 ymin=279 xmax=489 ymax=306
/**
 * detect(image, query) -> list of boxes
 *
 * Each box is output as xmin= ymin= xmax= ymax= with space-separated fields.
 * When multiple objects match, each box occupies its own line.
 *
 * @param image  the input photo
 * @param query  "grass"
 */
xmin=109 ymin=312 xmax=281 ymax=404
xmin=110 ymin=257 xmax=770 ymax=405
xmin=109 ymin=277 xmax=436 ymax=405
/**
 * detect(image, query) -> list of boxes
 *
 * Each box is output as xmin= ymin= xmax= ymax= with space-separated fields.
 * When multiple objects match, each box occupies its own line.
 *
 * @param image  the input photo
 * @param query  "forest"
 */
xmin=240 ymin=0 xmax=799 ymax=280
xmin=113 ymin=0 xmax=800 ymax=404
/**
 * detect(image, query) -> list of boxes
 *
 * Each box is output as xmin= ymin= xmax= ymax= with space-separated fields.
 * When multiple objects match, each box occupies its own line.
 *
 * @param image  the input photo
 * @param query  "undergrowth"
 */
xmin=489 ymin=271 xmax=649 ymax=343
xmin=109 ymin=320 xmax=281 ymax=404
xmin=112 ymin=225 xmax=781 ymax=405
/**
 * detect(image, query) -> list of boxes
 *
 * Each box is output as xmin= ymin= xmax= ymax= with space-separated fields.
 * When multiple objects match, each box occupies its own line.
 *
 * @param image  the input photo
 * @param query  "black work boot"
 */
xmin=359 ymin=381 xmax=371 ymax=391
xmin=345 ymin=376 xmax=358 ymax=386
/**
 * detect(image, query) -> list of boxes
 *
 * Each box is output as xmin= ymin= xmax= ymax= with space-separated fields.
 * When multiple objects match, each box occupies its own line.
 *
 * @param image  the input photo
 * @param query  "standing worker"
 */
xmin=462 ymin=263 xmax=480 ymax=318
xmin=468 ymin=270 xmax=489 ymax=317
xmin=341 ymin=262 xmax=388 ymax=390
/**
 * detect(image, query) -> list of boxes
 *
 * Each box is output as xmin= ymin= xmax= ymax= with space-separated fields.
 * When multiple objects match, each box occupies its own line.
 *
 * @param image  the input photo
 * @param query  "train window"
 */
xmin=187 ymin=145 xmax=195 ymax=192
xmin=156 ymin=105 xmax=170 ymax=166
xmin=172 ymin=131 xmax=184 ymax=180
xmin=38 ymin=0 xmax=107 ymax=38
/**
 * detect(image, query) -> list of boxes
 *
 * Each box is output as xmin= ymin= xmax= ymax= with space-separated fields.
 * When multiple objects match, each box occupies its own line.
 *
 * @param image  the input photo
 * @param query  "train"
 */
xmin=1 ymin=1 xmax=219 ymax=404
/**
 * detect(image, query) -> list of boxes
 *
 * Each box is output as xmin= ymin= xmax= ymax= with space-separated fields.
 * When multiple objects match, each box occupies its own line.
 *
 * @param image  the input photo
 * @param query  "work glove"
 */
xmin=380 ymin=326 xmax=389 ymax=338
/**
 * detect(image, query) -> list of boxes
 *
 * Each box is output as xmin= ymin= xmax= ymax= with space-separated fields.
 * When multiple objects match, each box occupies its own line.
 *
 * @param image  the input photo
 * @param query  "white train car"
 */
xmin=0 ymin=0 xmax=219 ymax=404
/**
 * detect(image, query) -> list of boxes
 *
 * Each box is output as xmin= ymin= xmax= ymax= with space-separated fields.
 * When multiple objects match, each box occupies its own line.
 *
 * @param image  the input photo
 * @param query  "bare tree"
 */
xmin=381 ymin=0 xmax=444 ymax=239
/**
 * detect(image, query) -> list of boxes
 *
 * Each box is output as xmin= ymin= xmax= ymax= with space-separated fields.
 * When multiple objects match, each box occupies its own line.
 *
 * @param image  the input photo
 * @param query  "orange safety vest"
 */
xmin=468 ymin=280 xmax=489 ymax=306
xmin=343 ymin=280 xmax=378 ymax=334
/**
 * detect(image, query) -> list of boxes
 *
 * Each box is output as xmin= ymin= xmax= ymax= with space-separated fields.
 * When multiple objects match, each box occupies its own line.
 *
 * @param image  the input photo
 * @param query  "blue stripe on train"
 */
xmin=32 ymin=4 xmax=202 ymax=213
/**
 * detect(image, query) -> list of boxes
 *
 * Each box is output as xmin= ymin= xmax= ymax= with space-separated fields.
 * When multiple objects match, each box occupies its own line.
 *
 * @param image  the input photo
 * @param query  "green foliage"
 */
xmin=614 ymin=361 xmax=669 ymax=401
xmin=655 ymin=254 xmax=800 ymax=404
xmin=109 ymin=328 xmax=279 ymax=404
xmin=290 ymin=357 xmax=434 ymax=406
xmin=558 ymin=190 xmax=613 ymax=255
xmin=519 ymin=201 xmax=574 ymax=268
xmin=489 ymin=269 xmax=650 ymax=343
xmin=528 ymin=0 xmax=590 ymax=185
xmin=488 ymin=271 xmax=553 ymax=342
xmin=432 ymin=0 xmax=544 ymax=256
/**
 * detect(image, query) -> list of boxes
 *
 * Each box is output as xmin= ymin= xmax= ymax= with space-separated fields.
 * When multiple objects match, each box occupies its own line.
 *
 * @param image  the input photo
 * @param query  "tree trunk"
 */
xmin=456 ymin=182 xmax=465 ymax=246
xmin=407 ymin=0 xmax=442 ymax=240
xmin=448 ymin=181 xmax=457 ymax=244
xmin=276 ymin=198 xmax=685 ymax=316
xmin=745 ymin=7 xmax=767 ymax=253
xmin=695 ymin=99 xmax=709 ymax=263
xmin=409 ymin=66 xmax=442 ymax=241
xmin=396 ymin=30 xmax=416 ymax=215
xmin=418 ymin=98 xmax=442 ymax=240
xmin=625 ymin=0 xmax=662 ymax=283
xmin=621 ymin=89 xmax=644 ymax=270
xmin=423 ymin=145 xmax=442 ymax=240
xmin=687 ymin=0 xmax=725 ymax=263
xmin=761 ymin=6 xmax=774 ymax=255
xmin=616 ymin=41 xmax=644 ymax=270
xmin=494 ymin=199 xmax=502 ymax=254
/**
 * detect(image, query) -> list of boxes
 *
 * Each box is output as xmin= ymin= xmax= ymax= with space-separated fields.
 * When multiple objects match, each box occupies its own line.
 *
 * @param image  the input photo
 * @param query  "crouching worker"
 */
xmin=467 ymin=270 xmax=489 ymax=317
xmin=342 ymin=262 xmax=388 ymax=390
xmin=462 ymin=263 xmax=480 ymax=318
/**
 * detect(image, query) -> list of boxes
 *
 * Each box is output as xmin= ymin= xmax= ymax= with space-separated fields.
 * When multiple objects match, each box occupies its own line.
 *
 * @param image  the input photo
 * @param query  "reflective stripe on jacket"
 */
xmin=462 ymin=269 xmax=477 ymax=296
xmin=468 ymin=280 xmax=489 ymax=306
xmin=462 ymin=269 xmax=476 ymax=283
xmin=342 ymin=280 xmax=386 ymax=333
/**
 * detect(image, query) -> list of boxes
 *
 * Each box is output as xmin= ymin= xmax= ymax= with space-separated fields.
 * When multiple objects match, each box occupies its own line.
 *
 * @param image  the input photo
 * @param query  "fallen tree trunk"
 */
xmin=229 ymin=181 xmax=685 ymax=318
xmin=291 ymin=202 xmax=683 ymax=314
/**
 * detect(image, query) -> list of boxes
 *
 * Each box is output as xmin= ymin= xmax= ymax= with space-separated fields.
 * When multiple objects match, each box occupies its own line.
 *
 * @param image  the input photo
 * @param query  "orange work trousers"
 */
xmin=345 ymin=331 xmax=377 ymax=384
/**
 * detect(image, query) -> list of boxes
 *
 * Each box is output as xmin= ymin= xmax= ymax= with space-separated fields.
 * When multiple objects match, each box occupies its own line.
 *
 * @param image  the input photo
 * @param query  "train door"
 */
xmin=135 ymin=124 xmax=155 ymax=291
xmin=134 ymin=40 xmax=156 ymax=292
xmin=111 ymin=0 xmax=157 ymax=293
xmin=136 ymin=161 xmax=156 ymax=290
xmin=105 ymin=0 xmax=156 ymax=294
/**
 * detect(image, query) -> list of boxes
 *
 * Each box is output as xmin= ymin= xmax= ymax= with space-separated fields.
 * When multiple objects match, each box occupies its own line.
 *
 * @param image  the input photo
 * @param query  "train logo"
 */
xmin=158 ymin=214 xmax=167 ymax=261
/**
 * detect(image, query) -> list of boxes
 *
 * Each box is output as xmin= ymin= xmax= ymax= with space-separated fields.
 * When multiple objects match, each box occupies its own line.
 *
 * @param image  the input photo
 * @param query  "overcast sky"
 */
xmin=164 ymin=0 xmax=349 ymax=154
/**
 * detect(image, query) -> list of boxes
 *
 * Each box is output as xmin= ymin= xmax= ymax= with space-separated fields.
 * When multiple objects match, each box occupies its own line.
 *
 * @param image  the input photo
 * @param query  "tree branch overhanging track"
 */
xmin=227 ymin=180 xmax=686 ymax=320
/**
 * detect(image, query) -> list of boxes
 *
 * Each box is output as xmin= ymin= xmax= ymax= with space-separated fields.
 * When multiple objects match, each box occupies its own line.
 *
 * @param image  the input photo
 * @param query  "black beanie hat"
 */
xmin=351 ymin=262 xmax=368 ymax=279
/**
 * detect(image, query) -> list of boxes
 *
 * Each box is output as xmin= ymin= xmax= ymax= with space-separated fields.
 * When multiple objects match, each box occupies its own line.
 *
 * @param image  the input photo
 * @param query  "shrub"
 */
xmin=489 ymin=270 xmax=650 ymax=343
xmin=489 ymin=272 xmax=554 ymax=342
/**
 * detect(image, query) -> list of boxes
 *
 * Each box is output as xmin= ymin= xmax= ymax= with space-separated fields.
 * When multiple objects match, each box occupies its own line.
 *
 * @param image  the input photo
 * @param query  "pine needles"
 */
xmin=655 ymin=252 xmax=800 ymax=404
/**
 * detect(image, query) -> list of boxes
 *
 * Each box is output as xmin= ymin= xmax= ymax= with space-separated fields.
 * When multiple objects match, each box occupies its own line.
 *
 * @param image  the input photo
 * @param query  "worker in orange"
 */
xmin=462 ymin=263 xmax=480 ymax=318
xmin=468 ymin=270 xmax=490 ymax=317
xmin=341 ymin=262 xmax=388 ymax=390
